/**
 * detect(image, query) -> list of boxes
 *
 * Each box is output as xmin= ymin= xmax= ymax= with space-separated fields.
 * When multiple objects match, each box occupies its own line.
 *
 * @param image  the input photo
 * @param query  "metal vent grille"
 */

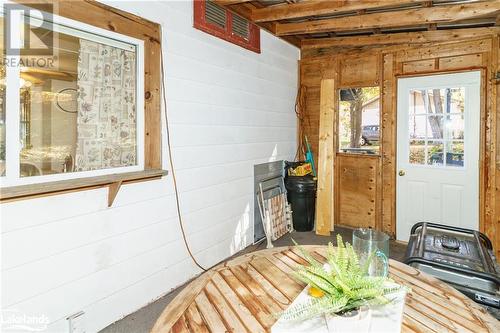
xmin=205 ymin=0 xmax=226 ymax=28
xmin=232 ymin=14 xmax=249 ymax=39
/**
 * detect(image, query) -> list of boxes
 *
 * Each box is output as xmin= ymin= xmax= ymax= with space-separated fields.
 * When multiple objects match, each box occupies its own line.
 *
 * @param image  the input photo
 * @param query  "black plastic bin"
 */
xmin=285 ymin=175 xmax=317 ymax=232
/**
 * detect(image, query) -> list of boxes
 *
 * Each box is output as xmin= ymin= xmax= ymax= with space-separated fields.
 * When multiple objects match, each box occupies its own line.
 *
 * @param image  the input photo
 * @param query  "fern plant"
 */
xmin=281 ymin=235 xmax=405 ymax=321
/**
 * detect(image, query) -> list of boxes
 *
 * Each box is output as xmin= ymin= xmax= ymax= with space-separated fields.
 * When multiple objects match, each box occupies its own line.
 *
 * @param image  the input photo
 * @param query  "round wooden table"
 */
xmin=151 ymin=246 xmax=499 ymax=333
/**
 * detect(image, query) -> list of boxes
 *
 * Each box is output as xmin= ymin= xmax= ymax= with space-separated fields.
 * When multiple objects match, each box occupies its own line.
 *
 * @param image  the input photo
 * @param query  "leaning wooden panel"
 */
xmin=151 ymin=246 xmax=500 ymax=333
xmin=315 ymin=79 xmax=336 ymax=236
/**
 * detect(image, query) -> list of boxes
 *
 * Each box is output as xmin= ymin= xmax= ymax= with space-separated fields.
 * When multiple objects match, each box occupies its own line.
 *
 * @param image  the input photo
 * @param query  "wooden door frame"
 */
xmin=392 ymin=67 xmax=488 ymax=239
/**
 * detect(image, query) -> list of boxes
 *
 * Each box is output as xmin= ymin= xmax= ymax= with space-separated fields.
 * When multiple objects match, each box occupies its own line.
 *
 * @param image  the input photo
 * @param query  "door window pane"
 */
xmin=408 ymin=90 xmax=427 ymax=115
xmin=426 ymin=115 xmax=444 ymax=140
xmin=445 ymin=114 xmax=464 ymax=140
xmin=409 ymin=140 xmax=425 ymax=165
xmin=408 ymin=87 xmax=465 ymax=168
xmin=427 ymin=141 xmax=444 ymax=166
xmin=338 ymin=87 xmax=380 ymax=154
xmin=446 ymin=141 xmax=464 ymax=167
xmin=19 ymin=24 xmax=137 ymax=177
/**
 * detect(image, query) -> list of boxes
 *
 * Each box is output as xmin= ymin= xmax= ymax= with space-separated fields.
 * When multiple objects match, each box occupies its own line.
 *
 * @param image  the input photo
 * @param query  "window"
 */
xmin=408 ymin=87 xmax=465 ymax=167
xmin=193 ymin=0 xmax=260 ymax=53
xmin=0 ymin=4 xmax=145 ymax=187
xmin=338 ymin=87 xmax=380 ymax=154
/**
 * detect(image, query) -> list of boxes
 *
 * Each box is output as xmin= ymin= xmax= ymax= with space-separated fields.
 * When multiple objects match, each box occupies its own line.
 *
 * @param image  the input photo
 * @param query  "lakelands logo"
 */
xmin=4 ymin=3 xmax=54 ymax=55
xmin=1 ymin=309 xmax=49 ymax=332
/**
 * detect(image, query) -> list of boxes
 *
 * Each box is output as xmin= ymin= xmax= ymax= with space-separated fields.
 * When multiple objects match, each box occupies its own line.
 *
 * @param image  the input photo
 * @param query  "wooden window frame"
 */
xmin=1 ymin=6 xmax=146 ymax=187
xmin=193 ymin=0 xmax=260 ymax=54
xmin=337 ymin=86 xmax=382 ymax=156
xmin=0 ymin=1 xmax=165 ymax=203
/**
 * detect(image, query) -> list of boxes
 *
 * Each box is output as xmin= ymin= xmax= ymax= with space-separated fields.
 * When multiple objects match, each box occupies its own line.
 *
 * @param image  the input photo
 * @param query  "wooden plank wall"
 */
xmin=336 ymin=154 xmax=379 ymax=229
xmin=299 ymin=33 xmax=500 ymax=258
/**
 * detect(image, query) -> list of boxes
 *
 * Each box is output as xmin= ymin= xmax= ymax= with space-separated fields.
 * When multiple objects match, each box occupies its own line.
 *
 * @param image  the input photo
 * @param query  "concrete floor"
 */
xmin=99 ymin=227 xmax=407 ymax=333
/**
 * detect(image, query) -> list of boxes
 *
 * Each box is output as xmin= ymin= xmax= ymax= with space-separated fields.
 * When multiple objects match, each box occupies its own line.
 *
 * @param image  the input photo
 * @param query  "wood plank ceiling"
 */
xmin=214 ymin=0 xmax=500 ymax=48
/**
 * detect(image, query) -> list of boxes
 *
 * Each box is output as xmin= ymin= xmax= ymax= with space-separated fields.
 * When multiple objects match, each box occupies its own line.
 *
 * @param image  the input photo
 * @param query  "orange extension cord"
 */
xmin=160 ymin=37 xmax=207 ymax=272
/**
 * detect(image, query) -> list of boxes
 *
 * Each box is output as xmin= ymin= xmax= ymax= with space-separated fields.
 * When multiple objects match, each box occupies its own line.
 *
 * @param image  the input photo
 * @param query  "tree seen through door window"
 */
xmin=408 ymin=87 xmax=465 ymax=167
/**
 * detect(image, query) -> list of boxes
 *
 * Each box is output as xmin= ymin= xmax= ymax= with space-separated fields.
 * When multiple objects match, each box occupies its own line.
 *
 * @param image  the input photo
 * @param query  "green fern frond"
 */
xmin=345 ymin=242 xmax=360 ymax=274
xmin=280 ymin=296 xmax=349 ymax=321
xmin=280 ymin=235 xmax=407 ymax=322
xmin=295 ymin=270 xmax=339 ymax=295
xmin=335 ymin=234 xmax=348 ymax=272
xmin=327 ymin=242 xmax=336 ymax=265
xmin=292 ymin=239 xmax=323 ymax=269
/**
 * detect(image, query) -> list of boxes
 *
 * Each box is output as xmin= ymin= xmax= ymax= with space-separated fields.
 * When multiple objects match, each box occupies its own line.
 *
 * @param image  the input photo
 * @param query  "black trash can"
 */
xmin=285 ymin=175 xmax=317 ymax=232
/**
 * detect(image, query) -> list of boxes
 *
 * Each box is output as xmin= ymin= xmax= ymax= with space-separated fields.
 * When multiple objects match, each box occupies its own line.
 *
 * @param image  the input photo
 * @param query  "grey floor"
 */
xmin=99 ymin=227 xmax=407 ymax=333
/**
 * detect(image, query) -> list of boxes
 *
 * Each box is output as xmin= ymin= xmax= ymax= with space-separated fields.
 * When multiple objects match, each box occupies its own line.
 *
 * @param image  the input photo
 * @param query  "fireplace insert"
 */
xmin=404 ymin=222 xmax=500 ymax=315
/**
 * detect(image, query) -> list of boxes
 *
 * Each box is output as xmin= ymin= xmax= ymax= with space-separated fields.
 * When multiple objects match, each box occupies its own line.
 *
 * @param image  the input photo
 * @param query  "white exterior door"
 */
xmin=396 ymin=71 xmax=481 ymax=241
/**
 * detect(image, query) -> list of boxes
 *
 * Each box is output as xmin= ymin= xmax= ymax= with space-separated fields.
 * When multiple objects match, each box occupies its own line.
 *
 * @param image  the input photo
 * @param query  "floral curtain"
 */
xmin=74 ymin=39 xmax=136 ymax=172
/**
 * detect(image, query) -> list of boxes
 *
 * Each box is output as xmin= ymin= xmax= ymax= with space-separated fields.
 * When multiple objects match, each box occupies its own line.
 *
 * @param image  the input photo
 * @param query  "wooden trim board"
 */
xmin=315 ymin=79 xmax=335 ymax=236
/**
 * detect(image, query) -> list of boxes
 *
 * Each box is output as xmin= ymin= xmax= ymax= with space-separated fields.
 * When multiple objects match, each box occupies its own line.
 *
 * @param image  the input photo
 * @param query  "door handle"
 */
xmin=399 ymin=170 xmax=406 ymax=176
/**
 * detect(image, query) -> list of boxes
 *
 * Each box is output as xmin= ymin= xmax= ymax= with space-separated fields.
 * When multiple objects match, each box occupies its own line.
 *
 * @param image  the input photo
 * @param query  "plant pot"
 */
xmin=325 ymin=306 xmax=372 ymax=333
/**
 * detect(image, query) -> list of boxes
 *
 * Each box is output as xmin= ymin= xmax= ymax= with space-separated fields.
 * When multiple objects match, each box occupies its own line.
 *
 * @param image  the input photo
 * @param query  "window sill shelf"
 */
xmin=0 ymin=169 xmax=168 ymax=204
xmin=337 ymin=152 xmax=381 ymax=158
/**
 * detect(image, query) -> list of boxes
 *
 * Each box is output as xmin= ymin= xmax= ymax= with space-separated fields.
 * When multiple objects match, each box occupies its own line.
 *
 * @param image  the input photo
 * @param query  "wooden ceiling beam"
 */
xmin=252 ymin=0 xmax=424 ymax=23
xmin=301 ymin=27 xmax=500 ymax=49
xmin=275 ymin=2 xmax=500 ymax=36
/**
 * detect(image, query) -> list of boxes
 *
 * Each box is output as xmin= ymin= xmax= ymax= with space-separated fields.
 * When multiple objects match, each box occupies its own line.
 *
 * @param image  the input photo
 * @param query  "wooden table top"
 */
xmin=151 ymin=246 xmax=499 ymax=333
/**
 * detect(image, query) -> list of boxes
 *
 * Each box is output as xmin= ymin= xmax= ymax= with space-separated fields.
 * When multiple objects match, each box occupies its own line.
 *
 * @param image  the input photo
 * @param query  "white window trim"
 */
xmin=0 ymin=2 xmax=145 ymax=187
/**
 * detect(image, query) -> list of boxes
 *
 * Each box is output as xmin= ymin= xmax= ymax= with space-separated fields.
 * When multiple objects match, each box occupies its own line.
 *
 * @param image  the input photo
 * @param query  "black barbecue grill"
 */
xmin=404 ymin=222 xmax=500 ymax=314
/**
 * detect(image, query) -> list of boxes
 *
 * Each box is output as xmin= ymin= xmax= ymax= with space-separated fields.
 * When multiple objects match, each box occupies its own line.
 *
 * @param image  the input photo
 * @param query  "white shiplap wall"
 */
xmin=0 ymin=0 xmax=299 ymax=332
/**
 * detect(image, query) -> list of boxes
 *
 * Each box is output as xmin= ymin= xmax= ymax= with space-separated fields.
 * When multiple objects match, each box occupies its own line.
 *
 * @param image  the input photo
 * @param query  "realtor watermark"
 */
xmin=1 ymin=309 xmax=49 ymax=332
xmin=3 ymin=2 xmax=57 ymax=68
